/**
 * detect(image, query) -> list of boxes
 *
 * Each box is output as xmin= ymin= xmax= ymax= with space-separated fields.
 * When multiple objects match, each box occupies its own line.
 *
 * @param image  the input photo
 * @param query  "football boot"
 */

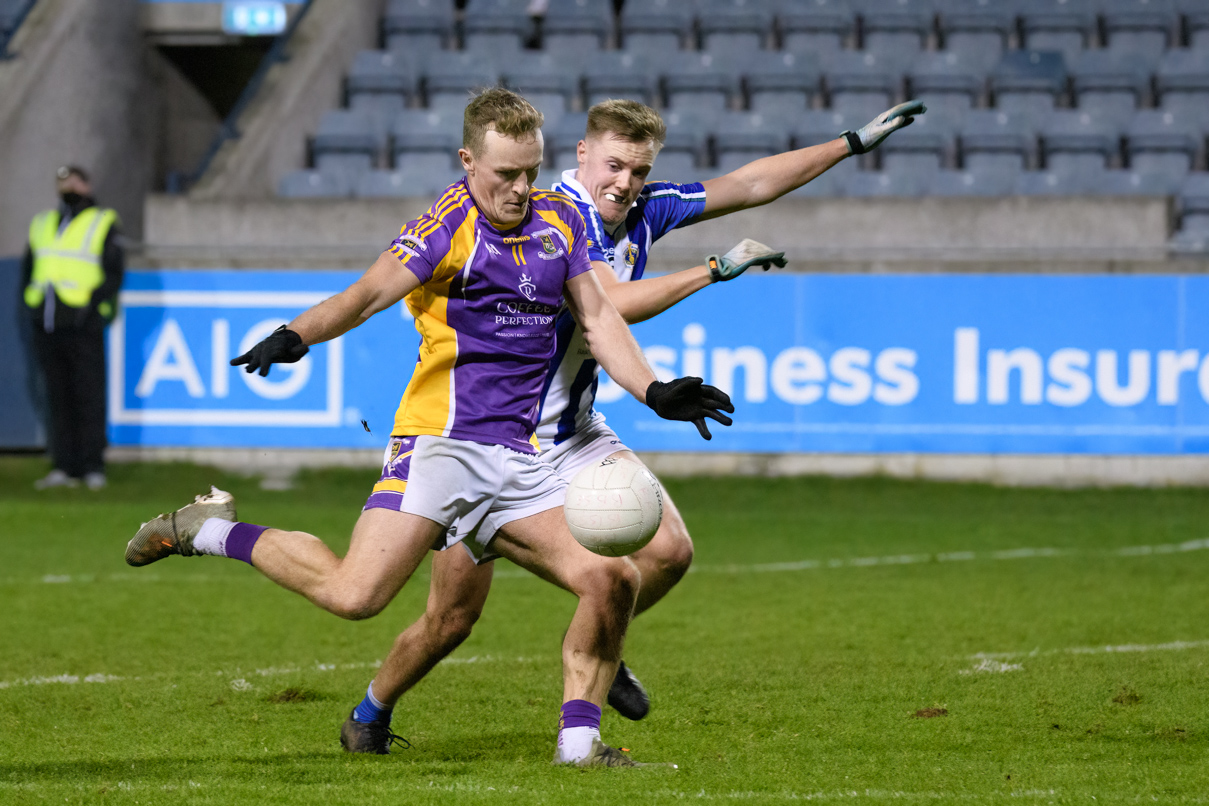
xmin=340 ymin=711 xmax=412 ymax=754
xmin=607 ymin=660 xmax=651 ymax=720
xmin=554 ymin=737 xmax=676 ymax=768
xmin=125 ymin=486 xmax=235 ymax=567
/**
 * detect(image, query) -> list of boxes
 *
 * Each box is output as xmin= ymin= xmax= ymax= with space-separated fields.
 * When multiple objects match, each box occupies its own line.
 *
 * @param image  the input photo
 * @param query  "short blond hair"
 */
xmin=586 ymin=100 xmax=667 ymax=147
xmin=463 ymin=87 xmax=544 ymax=156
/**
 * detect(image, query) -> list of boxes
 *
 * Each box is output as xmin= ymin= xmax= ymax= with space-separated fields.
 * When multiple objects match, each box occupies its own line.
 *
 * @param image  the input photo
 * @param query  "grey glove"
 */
xmin=707 ymin=238 xmax=787 ymax=283
xmin=840 ymin=99 xmax=927 ymax=155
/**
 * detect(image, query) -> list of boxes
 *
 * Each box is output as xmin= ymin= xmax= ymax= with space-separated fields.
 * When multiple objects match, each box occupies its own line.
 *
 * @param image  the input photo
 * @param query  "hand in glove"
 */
xmin=229 ymin=325 xmax=309 ymax=377
xmin=707 ymin=238 xmax=787 ymax=283
xmin=840 ymin=99 xmax=927 ymax=155
xmin=646 ymin=377 xmax=735 ymax=440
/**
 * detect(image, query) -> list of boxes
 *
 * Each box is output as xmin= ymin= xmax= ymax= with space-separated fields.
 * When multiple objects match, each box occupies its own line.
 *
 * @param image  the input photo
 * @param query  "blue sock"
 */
xmin=351 ymin=681 xmax=392 ymax=724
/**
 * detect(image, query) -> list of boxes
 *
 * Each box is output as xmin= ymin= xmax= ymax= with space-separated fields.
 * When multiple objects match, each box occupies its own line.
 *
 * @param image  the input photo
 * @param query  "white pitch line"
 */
xmin=0 ymin=654 xmax=542 ymax=692
xmin=971 ymin=638 xmax=1209 ymax=662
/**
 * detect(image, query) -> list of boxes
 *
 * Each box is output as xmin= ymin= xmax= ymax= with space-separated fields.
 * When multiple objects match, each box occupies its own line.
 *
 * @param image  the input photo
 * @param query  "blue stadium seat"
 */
xmin=312 ymin=110 xmax=379 ymax=176
xmin=712 ymin=112 xmax=792 ymax=174
xmin=541 ymin=0 xmax=613 ymax=53
xmin=662 ymin=53 xmax=740 ymax=114
xmin=661 ymin=110 xmax=711 ymax=176
xmin=1040 ymin=110 xmax=1123 ymax=174
xmin=935 ymin=0 xmax=1016 ymax=73
xmin=926 ymin=168 xmax=1017 ymax=195
xmin=462 ymin=0 xmax=532 ymax=52
xmin=855 ymin=0 xmax=936 ymax=68
xmin=279 ymin=169 xmax=353 ymax=198
xmin=392 ymin=125 xmax=461 ymax=171
xmin=990 ymin=50 xmax=1067 ymax=119
xmin=1070 ymin=49 xmax=1153 ymax=127
xmin=1014 ymin=170 xmax=1093 ymax=195
xmin=382 ymin=0 xmax=455 ymax=53
xmin=1086 ymin=169 xmax=1183 ymax=195
xmin=1183 ymin=0 xmax=1209 ymax=51
xmin=778 ymin=0 xmax=856 ymax=57
xmin=1019 ymin=0 xmax=1098 ymax=63
xmin=907 ymin=51 xmax=987 ymax=119
xmin=583 ymin=52 xmax=657 ymax=108
xmin=1171 ymin=172 xmax=1209 ymax=252
xmin=1101 ymin=0 xmax=1179 ymax=61
xmin=841 ymin=169 xmax=928 ymax=197
xmin=619 ymin=0 xmax=693 ymax=52
xmin=1126 ymin=110 xmax=1202 ymax=183
xmin=822 ymin=51 xmax=902 ymax=117
xmin=503 ymin=53 xmax=580 ymax=124
xmin=546 ymin=112 xmax=590 ymax=170
xmin=1156 ymin=50 xmax=1209 ymax=125
xmin=424 ymin=52 xmax=501 ymax=113
xmin=791 ymin=109 xmax=861 ymax=150
xmin=744 ymin=52 xmax=822 ymax=116
xmin=879 ymin=110 xmax=953 ymax=174
xmin=357 ymin=164 xmax=463 ymax=198
xmin=347 ymin=50 xmax=417 ymax=144
xmin=697 ymin=3 xmax=775 ymax=54
xmin=959 ymin=109 xmax=1038 ymax=174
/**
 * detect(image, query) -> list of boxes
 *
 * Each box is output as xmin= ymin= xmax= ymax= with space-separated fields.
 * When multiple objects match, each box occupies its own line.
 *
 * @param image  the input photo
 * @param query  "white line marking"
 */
xmin=0 ymin=655 xmax=541 ymax=692
xmin=971 ymin=639 xmax=1209 ymax=662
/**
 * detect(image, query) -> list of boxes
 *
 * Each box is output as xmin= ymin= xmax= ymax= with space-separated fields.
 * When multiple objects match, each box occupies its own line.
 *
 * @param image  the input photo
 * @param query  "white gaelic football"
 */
xmin=564 ymin=457 xmax=663 ymax=557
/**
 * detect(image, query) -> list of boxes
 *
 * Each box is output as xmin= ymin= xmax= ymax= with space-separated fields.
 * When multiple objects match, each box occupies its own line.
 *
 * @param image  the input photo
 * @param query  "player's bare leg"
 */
xmin=490 ymin=506 xmax=660 ymax=766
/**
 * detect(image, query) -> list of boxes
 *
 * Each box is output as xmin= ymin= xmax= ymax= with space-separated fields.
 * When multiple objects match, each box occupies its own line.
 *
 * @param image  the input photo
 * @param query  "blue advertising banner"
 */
xmin=111 ymin=271 xmax=1209 ymax=454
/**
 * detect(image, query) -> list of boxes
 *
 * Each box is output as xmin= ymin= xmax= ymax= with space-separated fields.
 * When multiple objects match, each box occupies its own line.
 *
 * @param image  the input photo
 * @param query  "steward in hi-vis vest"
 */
xmin=23 ymin=165 xmax=125 ymax=492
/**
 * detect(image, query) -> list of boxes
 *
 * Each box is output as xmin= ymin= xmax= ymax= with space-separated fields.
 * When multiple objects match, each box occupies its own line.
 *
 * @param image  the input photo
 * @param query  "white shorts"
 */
xmin=364 ymin=435 xmax=567 ymax=563
xmin=472 ymin=416 xmax=634 ymax=552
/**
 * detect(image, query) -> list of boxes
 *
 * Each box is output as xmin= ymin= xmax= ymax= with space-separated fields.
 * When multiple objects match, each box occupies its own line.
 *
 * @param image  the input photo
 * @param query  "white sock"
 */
xmin=557 ymin=726 xmax=601 ymax=763
xmin=193 ymin=517 xmax=237 ymax=556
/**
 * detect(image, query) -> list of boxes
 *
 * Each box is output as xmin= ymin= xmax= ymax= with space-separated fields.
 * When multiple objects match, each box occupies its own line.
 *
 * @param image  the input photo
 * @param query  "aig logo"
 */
xmin=110 ymin=290 xmax=344 ymax=427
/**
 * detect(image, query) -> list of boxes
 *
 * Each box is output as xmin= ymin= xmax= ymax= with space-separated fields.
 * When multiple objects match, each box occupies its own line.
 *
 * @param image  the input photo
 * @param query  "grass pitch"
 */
xmin=2 ymin=455 xmax=1209 ymax=804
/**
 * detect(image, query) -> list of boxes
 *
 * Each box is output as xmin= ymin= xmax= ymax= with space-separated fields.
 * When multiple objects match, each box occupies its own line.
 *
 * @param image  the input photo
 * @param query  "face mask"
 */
xmin=60 ymin=192 xmax=84 ymax=207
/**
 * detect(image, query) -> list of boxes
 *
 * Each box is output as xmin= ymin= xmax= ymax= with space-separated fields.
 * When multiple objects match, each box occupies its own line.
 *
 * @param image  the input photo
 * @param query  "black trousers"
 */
xmin=31 ymin=322 xmax=108 ymax=477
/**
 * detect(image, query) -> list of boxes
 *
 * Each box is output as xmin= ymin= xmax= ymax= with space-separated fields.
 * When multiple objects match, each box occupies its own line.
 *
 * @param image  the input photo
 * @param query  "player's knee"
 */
xmin=582 ymin=559 xmax=640 ymax=611
xmin=330 ymin=589 xmax=388 ymax=621
xmin=430 ymin=603 xmax=481 ymax=650
xmin=651 ymin=515 xmax=694 ymax=580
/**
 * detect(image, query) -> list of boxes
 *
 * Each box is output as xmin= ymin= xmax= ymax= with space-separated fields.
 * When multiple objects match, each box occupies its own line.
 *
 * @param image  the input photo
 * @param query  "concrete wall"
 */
xmin=0 ymin=0 xmax=155 ymax=251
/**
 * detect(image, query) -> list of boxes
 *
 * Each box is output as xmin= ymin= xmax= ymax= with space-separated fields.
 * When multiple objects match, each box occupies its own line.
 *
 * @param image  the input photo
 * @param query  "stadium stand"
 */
xmin=264 ymin=0 xmax=1209 ymax=234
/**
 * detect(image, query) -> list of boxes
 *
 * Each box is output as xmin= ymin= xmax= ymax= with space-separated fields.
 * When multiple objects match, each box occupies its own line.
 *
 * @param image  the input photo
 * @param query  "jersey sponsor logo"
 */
xmin=518 ymin=273 xmax=537 ymax=302
xmin=502 ymin=235 xmax=530 ymax=244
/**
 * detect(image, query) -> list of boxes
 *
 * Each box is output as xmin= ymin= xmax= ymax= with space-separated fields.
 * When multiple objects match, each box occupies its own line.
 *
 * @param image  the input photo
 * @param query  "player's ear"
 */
xmin=458 ymin=147 xmax=475 ymax=175
xmin=576 ymin=138 xmax=587 ymax=166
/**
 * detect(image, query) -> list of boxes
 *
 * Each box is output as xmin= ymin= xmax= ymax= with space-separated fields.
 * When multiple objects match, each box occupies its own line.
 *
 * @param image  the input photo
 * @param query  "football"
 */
xmin=564 ymin=457 xmax=663 ymax=557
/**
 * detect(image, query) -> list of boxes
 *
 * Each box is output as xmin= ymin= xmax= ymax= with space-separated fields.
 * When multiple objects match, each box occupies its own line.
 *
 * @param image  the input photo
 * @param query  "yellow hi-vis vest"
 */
xmin=24 ymin=206 xmax=118 ymax=312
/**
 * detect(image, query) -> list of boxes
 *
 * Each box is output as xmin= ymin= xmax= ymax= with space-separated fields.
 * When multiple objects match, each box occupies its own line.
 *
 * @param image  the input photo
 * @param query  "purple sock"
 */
xmin=559 ymin=699 xmax=602 ymax=731
xmin=225 ymin=522 xmax=267 ymax=566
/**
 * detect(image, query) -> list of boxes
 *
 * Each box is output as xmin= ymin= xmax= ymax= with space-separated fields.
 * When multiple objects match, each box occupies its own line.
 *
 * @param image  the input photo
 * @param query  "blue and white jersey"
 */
xmin=535 ymin=169 xmax=707 ymax=451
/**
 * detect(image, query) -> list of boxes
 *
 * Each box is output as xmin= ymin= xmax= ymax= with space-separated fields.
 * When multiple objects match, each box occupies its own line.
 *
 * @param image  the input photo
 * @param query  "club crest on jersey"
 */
xmin=535 ymin=230 xmax=566 ymax=261
xmin=625 ymin=242 xmax=639 ymax=267
xmin=540 ymin=234 xmax=557 ymax=254
xmin=518 ymin=273 xmax=537 ymax=301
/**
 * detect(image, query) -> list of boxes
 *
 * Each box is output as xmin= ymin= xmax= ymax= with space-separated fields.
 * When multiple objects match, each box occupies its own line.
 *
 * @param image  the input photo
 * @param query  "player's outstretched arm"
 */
xmin=231 ymin=250 xmax=421 ymax=376
xmin=564 ymin=271 xmax=734 ymax=439
xmin=599 ymin=239 xmax=786 ymax=324
xmin=698 ymin=99 xmax=927 ymax=221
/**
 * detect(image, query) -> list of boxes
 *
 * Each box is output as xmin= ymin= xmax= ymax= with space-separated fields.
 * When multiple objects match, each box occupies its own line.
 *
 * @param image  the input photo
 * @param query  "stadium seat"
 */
xmin=879 ymin=110 xmax=953 ymax=174
xmin=1101 ymin=0 xmax=1179 ymax=61
xmin=791 ymin=109 xmax=861 ymax=151
xmin=1184 ymin=0 xmax=1209 ymax=51
xmin=424 ymin=51 xmax=501 ymax=112
xmin=744 ymin=51 xmax=822 ymax=116
xmin=279 ymin=169 xmax=352 ymax=198
xmin=821 ymin=51 xmax=902 ymax=117
xmin=619 ymin=0 xmax=693 ymax=51
xmin=926 ymin=168 xmax=1017 ymax=195
xmin=546 ymin=112 xmax=589 ymax=170
xmin=583 ymin=52 xmax=657 ymax=107
xmin=935 ymin=0 xmax=1016 ymax=73
xmin=503 ymin=53 xmax=580 ymax=124
xmin=778 ymin=0 xmax=856 ymax=57
xmin=1171 ymin=172 xmax=1209 ymax=252
xmin=697 ymin=1 xmax=775 ymax=53
xmin=661 ymin=109 xmax=711 ymax=175
xmin=662 ymin=53 xmax=740 ymax=114
xmin=541 ymin=0 xmax=613 ymax=53
xmin=712 ymin=111 xmax=792 ymax=174
xmin=1155 ymin=49 xmax=1209 ymax=125
xmin=462 ymin=0 xmax=532 ymax=52
xmin=907 ymin=51 xmax=987 ymax=118
xmin=1069 ymin=49 xmax=1153 ymax=127
xmin=854 ymin=0 xmax=935 ymax=68
xmin=347 ymin=50 xmax=417 ymax=144
xmin=1014 ymin=169 xmax=1093 ymax=195
xmin=1019 ymin=0 xmax=1099 ymax=63
xmin=990 ymin=50 xmax=1067 ymax=119
xmin=841 ymin=168 xmax=928 ymax=197
xmin=1086 ymin=168 xmax=1183 ymax=195
xmin=312 ymin=110 xmax=379 ymax=176
xmin=1126 ymin=110 xmax=1202 ymax=183
xmin=382 ymin=0 xmax=455 ymax=53
xmin=959 ymin=109 xmax=1038 ymax=173
xmin=355 ymin=165 xmax=462 ymax=198
xmin=1040 ymin=110 xmax=1123 ymax=174
xmin=392 ymin=125 xmax=461 ymax=171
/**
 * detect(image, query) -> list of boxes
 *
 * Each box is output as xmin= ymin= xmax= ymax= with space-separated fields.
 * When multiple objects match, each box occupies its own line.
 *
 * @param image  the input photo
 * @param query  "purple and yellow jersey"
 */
xmin=534 ymin=169 xmax=706 ymax=451
xmin=388 ymin=179 xmax=593 ymax=454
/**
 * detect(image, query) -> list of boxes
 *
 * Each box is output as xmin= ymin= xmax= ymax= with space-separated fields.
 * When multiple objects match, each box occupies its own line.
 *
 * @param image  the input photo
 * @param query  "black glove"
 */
xmin=229 ymin=325 xmax=309 ymax=377
xmin=646 ymin=377 xmax=735 ymax=441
